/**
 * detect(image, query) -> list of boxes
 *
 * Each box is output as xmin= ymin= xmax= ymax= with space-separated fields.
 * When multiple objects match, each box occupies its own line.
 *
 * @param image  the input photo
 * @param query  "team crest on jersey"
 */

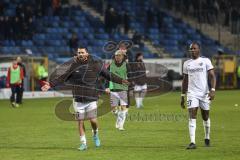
xmin=199 ymin=62 xmax=203 ymax=66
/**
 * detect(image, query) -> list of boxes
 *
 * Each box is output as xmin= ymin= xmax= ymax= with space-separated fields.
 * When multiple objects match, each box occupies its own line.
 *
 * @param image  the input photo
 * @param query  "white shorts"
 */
xmin=187 ymin=96 xmax=211 ymax=110
xmin=73 ymin=100 xmax=97 ymax=120
xmin=110 ymin=91 xmax=128 ymax=107
xmin=134 ymin=84 xmax=147 ymax=92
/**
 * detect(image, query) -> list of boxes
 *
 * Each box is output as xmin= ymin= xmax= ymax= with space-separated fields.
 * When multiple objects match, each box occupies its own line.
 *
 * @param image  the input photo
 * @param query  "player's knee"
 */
xmin=111 ymin=106 xmax=118 ymax=112
xmin=201 ymin=110 xmax=209 ymax=121
xmin=202 ymin=114 xmax=209 ymax=121
xmin=189 ymin=112 xmax=197 ymax=119
xmin=188 ymin=109 xmax=197 ymax=119
xmin=90 ymin=118 xmax=97 ymax=123
xmin=78 ymin=120 xmax=84 ymax=126
xmin=121 ymin=105 xmax=127 ymax=110
xmin=189 ymin=114 xmax=197 ymax=119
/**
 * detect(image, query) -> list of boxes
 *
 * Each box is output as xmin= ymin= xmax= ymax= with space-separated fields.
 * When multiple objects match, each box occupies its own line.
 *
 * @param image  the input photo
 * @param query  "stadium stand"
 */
xmin=87 ymin=0 xmax=234 ymax=58
xmin=0 ymin=0 xmax=154 ymax=61
xmin=0 ymin=0 xmax=236 ymax=60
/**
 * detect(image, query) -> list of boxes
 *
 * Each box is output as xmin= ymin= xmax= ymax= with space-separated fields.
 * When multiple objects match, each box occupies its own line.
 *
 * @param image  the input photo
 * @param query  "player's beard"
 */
xmin=77 ymin=55 xmax=88 ymax=62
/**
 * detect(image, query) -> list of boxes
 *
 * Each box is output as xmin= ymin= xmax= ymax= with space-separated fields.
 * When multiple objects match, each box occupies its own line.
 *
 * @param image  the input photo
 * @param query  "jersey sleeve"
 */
xmin=182 ymin=61 xmax=188 ymax=74
xmin=49 ymin=58 xmax=77 ymax=87
xmin=205 ymin=58 xmax=214 ymax=71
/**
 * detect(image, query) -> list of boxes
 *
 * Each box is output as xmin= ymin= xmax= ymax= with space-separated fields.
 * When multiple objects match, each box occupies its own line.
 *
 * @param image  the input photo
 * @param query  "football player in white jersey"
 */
xmin=181 ymin=42 xmax=216 ymax=149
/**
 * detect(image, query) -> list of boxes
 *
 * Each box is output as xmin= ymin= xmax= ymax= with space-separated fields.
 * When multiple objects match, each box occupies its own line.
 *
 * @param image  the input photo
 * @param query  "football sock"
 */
xmin=189 ymin=119 xmax=196 ymax=144
xmin=135 ymin=97 xmax=141 ymax=108
xmin=139 ymin=97 xmax=143 ymax=107
xmin=203 ymin=119 xmax=210 ymax=139
xmin=119 ymin=110 xmax=128 ymax=128
xmin=80 ymin=135 xmax=87 ymax=145
xmin=116 ymin=110 xmax=121 ymax=125
xmin=92 ymin=128 xmax=98 ymax=136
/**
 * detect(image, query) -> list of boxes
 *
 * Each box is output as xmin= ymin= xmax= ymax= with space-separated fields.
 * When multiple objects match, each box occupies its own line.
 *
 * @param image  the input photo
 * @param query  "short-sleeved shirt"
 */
xmin=183 ymin=57 xmax=214 ymax=100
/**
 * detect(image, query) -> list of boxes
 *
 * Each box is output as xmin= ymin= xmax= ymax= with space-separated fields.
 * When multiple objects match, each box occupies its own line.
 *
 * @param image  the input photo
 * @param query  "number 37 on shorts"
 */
xmin=186 ymin=96 xmax=210 ymax=110
xmin=187 ymin=100 xmax=192 ymax=107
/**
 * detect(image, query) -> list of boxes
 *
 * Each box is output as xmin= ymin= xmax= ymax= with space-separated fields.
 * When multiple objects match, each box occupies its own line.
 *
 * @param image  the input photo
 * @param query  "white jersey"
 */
xmin=183 ymin=57 xmax=214 ymax=100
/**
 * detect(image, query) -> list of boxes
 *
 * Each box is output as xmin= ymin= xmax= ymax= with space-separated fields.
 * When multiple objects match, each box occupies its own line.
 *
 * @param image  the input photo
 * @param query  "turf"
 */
xmin=0 ymin=90 xmax=240 ymax=160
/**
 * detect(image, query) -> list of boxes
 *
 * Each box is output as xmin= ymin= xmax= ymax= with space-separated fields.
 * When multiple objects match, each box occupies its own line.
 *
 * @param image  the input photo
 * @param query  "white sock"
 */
xmin=119 ymin=110 xmax=127 ymax=128
xmin=80 ymin=135 xmax=87 ymax=145
xmin=123 ymin=109 xmax=128 ymax=123
xmin=189 ymin=119 xmax=196 ymax=144
xmin=116 ymin=111 xmax=121 ymax=125
xmin=117 ymin=110 xmax=123 ymax=125
xmin=139 ymin=98 xmax=143 ymax=106
xmin=92 ymin=128 xmax=98 ymax=136
xmin=135 ymin=97 xmax=141 ymax=108
xmin=203 ymin=119 xmax=210 ymax=139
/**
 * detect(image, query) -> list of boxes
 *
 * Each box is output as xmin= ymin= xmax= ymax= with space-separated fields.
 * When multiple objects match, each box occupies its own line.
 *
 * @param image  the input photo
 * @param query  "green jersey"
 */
xmin=109 ymin=61 xmax=128 ymax=91
xmin=10 ymin=66 xmax=21 ymax=84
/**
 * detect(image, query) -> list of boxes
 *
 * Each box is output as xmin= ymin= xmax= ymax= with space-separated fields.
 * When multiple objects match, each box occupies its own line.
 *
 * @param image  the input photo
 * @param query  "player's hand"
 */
xmin=41 ymin=81 xmax=50 ymax=91
xmin=180 ymin=96 xmax=185 ymax=109
xmin=105 ymin=88 xmax=110 ymax=94
xmin=122 ymin=79 xmax=129 ymax=85
xmin=208 ymin=91 xmax=215 ymax=100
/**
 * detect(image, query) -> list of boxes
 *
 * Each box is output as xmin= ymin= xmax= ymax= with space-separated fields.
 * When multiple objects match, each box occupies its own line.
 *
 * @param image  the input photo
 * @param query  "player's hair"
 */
xmin=40 ymin=60 xmax=44 ymax=65
xmin=112 ymin=50 xmax=127 ymax=61
xmin=115 ymin=50 xmax=126 ymax=56
xmin=78 ymin=46 xmax=89 ymax=52
xmin=189 ymin=41 xmax=201 ymax=49
xmin=135 ymin=52 xmax=143 ymax=60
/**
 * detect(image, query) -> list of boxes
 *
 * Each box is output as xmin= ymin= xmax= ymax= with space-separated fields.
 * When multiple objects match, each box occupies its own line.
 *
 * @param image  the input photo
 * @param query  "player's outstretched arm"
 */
xmin=181 ymin=74 xmax=188 ymax=109
xmin=208 ymin=69 xmax=216 ymax=100
xmin=49 ymin=57 xmax=81 ymax=87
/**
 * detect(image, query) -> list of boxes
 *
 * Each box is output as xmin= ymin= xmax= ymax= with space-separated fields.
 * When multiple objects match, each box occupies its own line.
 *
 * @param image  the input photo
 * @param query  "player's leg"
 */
xmin=78 ymin=120 xmax=87 ymax=150
xmin=89 ymin=118 xmax=101 ymax=147
xmin=118 ymin=105 xmax=128 ymax=130
xmin=110 ymin=92 xmax=120 ymax=115
xmin=73 ymin=101 xmax=87 ymax=150
xmin=90 ymin=118 xmax=98 ymax=135
xmin=19 ymin=82 xmax=24 ymax=104
xmin=134 ymin=85 xmax=141 ymax=108
xmin=15 ymin=85 xmax=21 ymax=107
xmin=78 ymin=120 xmax=86 ymax=141
xmin=134 ymin=91 xmax=141 ymax=108
xmin=10 ymin=85 xmax=16 ymax=107
xmin=118 ymin=91 xmax=129 ymax=130
xmin=110 ymin=92 xmax=121 ymax=128
xmin=200 ymin=100 xmax=211 ymax=147
xmin=186 ymin=97 xmax=199 ymax=149
xmin=86 ymin=101 xmax=100 ymax=147
xmin=112 ymin=105 xmax=121 ymax=129
xmin=139 ymin=86 xmax=147 ymax=107
xmin=112 ymin=106 xmax=119 ymax=115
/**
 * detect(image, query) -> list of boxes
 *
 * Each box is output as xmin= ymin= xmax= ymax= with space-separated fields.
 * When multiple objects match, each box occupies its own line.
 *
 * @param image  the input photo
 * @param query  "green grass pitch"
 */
xmin=0 ymin=90 xmax=240 ymax=160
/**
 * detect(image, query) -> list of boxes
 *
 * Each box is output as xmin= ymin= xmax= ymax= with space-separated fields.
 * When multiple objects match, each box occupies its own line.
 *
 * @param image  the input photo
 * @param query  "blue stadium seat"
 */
xmin=4 ymin=9 xmax=15 ymax=16
xmin=33 ymin=34 xmax=46 ymax=41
